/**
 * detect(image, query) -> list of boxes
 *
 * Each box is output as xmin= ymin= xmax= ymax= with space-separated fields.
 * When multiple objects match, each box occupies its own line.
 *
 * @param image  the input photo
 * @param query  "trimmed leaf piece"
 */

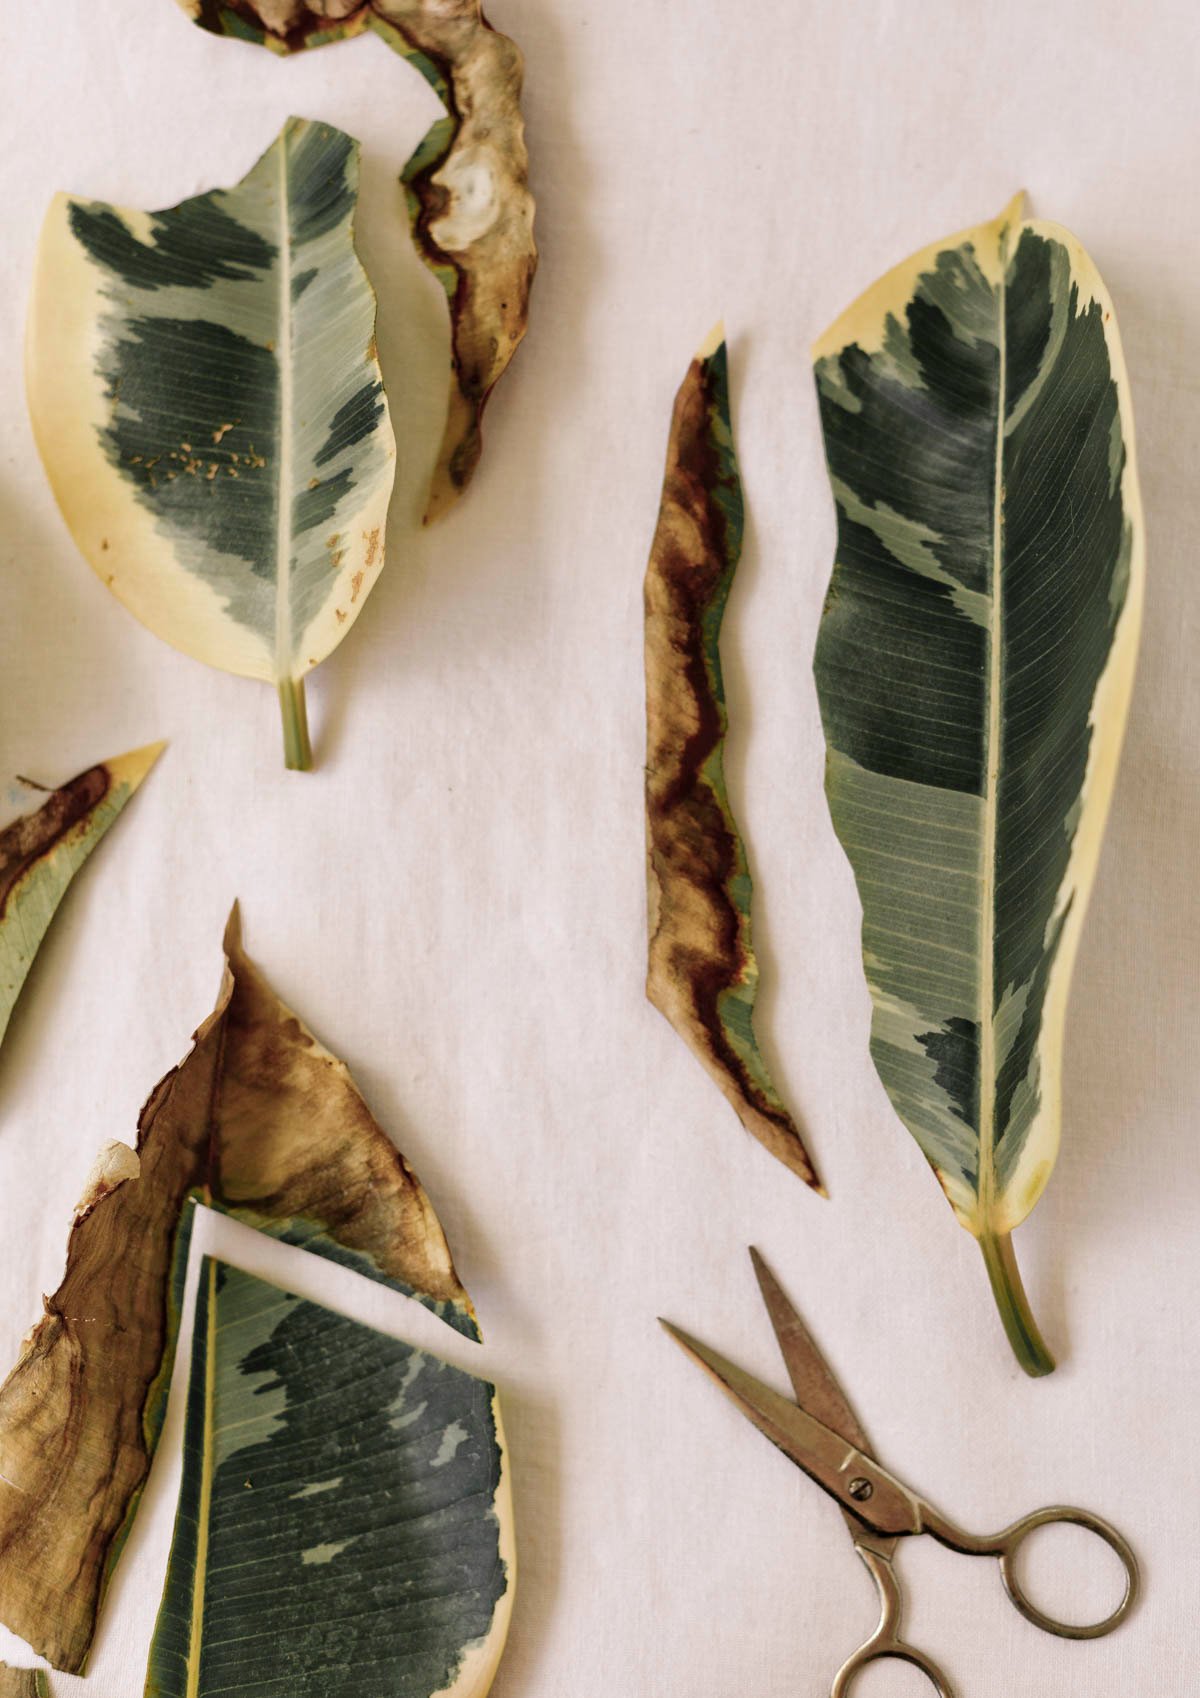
xmin=0 ymin=1666 xmax=49 ymax=1697
xmin=147 ymin=1259 xmax=513 ymax=1698
xmin=180 ymin=0 xmax=538 ymax=522
xmin=645 ymin=329 xmax=821 ymax=1192
xmin=0 ymin=743 xmax=162 ymax=1053
xmin=0 ymin=907 xmax=475 ymax=1672
xmin=812 ymin=197 xmax=1144 ymax=1374
xmin=28 ymin=118 xmax=395 ymax=769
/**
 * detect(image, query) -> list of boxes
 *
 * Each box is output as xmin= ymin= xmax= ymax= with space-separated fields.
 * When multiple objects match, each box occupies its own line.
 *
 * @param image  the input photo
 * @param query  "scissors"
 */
xmin=660 ymin=1250 xmax=1138 ymax=1695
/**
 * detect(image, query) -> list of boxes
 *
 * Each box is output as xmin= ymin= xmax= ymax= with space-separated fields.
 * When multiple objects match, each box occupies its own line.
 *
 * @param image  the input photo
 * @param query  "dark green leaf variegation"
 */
xmin=812 ymin=198 xmax=1144 ymax=1374
xmin=147 ymin=1260 xmax=513 ymax=1698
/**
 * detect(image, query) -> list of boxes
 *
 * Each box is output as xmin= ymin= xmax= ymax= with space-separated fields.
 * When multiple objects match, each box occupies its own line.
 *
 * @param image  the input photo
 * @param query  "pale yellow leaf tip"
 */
xmin=105 ymin=740 xmax=166 ymax=792
xmin=696 ymin=320 xmax=726 ymax=361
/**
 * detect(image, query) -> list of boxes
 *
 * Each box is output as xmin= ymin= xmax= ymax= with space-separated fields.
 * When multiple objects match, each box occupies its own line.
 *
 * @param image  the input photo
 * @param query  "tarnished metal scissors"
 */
xmin=661 ymin=1250 xmax=1138 ymax=1695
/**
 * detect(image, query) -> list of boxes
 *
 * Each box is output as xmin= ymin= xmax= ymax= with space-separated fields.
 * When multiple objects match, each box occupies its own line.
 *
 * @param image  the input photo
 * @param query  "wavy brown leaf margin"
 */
xmin=0 ymin=906 xmax=475 ymax=1673
xmin=181 ymin=0 xmax=537 ymax=522
xmin=644 ymin=328 xmax=822 ymax=1193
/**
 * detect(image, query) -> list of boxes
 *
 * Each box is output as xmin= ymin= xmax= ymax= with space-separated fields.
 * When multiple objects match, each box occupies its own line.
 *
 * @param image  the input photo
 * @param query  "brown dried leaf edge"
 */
xmin=184 ymin=0 xmax=537 ymax=522
xmin=645 ymin=329 xmax=822 ymax=1192
xmin=0 ymin=906 xmax=475 ymax=1673
xmin=0 ymin=1663 xmax=49 ymax=1698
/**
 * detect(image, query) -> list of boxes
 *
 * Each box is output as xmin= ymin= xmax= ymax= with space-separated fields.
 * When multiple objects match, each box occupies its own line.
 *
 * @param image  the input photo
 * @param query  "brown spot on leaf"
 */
xmin=350 ymin=570 xmax=364 ymax=603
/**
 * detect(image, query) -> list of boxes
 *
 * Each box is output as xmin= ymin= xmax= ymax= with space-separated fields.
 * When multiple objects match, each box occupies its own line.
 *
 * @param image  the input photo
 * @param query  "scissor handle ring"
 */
xmin=998 ymin=1506 xmax=1139 ymax=1640
xmin=831 ymin=1640 xmax=953 ymax=1697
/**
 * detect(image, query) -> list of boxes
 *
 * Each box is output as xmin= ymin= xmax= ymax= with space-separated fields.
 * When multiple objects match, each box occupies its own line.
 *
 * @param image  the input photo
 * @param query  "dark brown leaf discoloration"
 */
xmin=0 ymin=766 xmax=108 ymax=917
xmin=645 ymin=334 xmax=821 ymax=1191
xmin=0 ymin=908 xmax=474 ymax=1672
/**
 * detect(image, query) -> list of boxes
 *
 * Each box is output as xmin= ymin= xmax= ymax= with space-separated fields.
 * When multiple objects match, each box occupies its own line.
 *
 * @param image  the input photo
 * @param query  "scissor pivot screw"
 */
xmin=847 ymin=1477 xmax=873 ymax=1502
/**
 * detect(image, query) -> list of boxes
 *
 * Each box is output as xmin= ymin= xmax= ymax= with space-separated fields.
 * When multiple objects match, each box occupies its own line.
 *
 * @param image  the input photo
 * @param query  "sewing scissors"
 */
xmin=660 ymin=1250 xmax=1138 ymax=1695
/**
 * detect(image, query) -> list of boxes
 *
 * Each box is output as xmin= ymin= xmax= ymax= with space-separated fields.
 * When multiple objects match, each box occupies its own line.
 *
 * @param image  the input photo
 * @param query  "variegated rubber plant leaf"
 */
xmin=0 ymin=1664 xmax=49 ymax=1697
xmin=27 ymin=118 xmax=395 ymax=770
xmin=179 ymin=0 xmax=538 ymax=523
xmin=0 ymin=743 xmax=162 ymax=1055
xmin=812 ymin=197 xmax=1144 ymax=1374
xmin=147 ymin=1259 xmax=513 ymax=1698
xmin=645 ymin=329 xmax=821 ymax=1192
xmin=0 ymin=908 xmax=476 ymax=1672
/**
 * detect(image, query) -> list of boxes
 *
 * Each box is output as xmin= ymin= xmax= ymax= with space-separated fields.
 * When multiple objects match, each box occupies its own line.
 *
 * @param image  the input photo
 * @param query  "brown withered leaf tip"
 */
xmin=0 ymin=906 xmax=475 ymax=1673
xmin=185 ymin=0 xmax=537 ymax=524
xmin=645 ymin=330 xmax=822 ymax=1192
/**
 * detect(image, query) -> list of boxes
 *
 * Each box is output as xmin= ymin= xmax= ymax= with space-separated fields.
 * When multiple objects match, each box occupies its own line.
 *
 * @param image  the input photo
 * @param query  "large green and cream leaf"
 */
xmin=27 ymin=118 xmax=395 ymax=769
xmin=812 ymin=198 xmax=1144 ymax=1374
xmin=0 ymin=743 xmax=162 ymax=1054
xmin=146 ymin=1259 xmax=513 ymax=1698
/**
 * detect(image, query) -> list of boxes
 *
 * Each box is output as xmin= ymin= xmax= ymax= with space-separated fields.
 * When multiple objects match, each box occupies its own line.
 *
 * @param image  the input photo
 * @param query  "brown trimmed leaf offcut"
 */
xmin=181 ymin=0 xmax=537 ymax=522
xmin=0 ymin=907 xmax=474 ymax=1673
xmin=645 ymin=329 xmax=821 ymax=1191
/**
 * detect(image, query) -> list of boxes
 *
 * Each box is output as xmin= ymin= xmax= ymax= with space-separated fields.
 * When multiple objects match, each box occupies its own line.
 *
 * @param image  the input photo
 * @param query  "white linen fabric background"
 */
xmin=0 ymin=2 xmax=1197 ymax=1693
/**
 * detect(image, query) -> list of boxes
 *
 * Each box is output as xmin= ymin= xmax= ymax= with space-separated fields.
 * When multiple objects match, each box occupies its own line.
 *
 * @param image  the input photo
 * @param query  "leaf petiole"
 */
xmin=278 ymin=677 xmax=312 ymax=772
xmin=980 ymin=1230 xmax=1056 ymax=1378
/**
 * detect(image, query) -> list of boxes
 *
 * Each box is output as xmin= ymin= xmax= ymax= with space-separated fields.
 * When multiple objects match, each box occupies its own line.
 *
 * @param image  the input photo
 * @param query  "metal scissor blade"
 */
xmin=749 ymin=1248 xmax=873 ymax=1454
xmin=749 ymin=1251 xmax=901 ymax=1560
xmin=660 ymin=1320 xmax=922 ymax=1539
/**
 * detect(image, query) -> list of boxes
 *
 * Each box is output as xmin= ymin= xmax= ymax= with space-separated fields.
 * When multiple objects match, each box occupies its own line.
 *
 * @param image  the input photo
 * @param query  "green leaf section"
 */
xmin=0 ymin=743 xmax=162 ymax=1055
xmin=812 ymin=202 xmax=1143 ymax=1372
xmin=147 ymin=1260 xmax=511 ymax=1698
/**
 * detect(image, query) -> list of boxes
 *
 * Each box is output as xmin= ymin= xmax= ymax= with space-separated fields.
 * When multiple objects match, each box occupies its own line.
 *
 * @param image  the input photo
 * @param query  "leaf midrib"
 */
xmin=977 ymin=226 xmax=1009 ymax=1230
xmin=272 ymin=132 xmax=295 ymax=687
xmin=185 ymin=1259 xmax=217 ymax=1698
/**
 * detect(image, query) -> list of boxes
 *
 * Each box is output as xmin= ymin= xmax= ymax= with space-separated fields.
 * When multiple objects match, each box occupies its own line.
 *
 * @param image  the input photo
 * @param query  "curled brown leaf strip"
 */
xmin=0 ymin=907 xmax=474 ymax=1672
xmin=185 ymin=0 xmax=537 ymax=522
xmin=645 ymin=334 xmax=821 ymax=1191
